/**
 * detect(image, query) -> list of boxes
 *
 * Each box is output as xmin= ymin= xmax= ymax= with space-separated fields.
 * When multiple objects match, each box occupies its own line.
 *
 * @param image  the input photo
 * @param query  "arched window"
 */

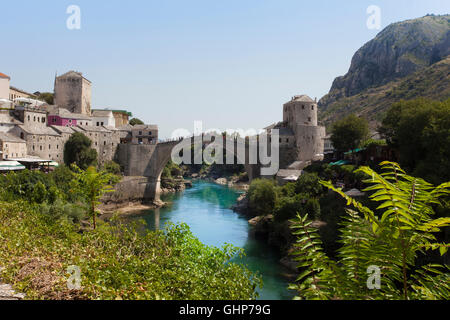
xmin=20 ymin=132 xmax=24 ymax=139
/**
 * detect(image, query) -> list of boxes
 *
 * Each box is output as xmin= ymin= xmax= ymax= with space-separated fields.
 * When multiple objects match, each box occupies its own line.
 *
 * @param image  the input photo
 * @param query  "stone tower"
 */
xmin=54 ymin=71 xmax=92 ymax=115
xmin=283 ymin=95 xmax=325 ymax=161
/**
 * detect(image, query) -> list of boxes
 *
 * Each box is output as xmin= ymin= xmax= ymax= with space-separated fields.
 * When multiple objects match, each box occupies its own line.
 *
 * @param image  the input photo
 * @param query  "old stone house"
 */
xmin=0 ymin=132 xmax=27 ymax=160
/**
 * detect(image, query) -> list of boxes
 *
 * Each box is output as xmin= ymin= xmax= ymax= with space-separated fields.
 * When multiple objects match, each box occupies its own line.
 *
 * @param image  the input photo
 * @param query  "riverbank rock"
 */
xmin=215 ymin=178 xmax=228 ymax=185
xmin=231 ymin=193 xmax=250 ymax=215
xmin=248 ymin=215 xmax=274 ymax=236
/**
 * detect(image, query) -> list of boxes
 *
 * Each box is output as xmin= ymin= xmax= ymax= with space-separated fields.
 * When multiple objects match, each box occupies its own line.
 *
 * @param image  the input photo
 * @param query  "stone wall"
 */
xmin=102 ymin=176 xmax=158 ymax=203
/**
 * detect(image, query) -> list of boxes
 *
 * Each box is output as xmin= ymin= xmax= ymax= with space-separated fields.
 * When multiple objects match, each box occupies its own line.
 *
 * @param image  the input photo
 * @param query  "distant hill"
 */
xmin=319 ymin=14 xmax=450 ymax=128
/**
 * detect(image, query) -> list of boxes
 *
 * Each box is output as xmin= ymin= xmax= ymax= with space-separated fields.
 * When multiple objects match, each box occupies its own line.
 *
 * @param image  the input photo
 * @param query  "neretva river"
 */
xmin=126 ymin=180 xmax=295 ymax=300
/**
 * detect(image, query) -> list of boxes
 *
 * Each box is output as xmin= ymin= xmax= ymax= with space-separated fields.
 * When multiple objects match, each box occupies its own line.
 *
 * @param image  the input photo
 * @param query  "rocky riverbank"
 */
xmin=231 ymin=193 xmax=299 ymax=274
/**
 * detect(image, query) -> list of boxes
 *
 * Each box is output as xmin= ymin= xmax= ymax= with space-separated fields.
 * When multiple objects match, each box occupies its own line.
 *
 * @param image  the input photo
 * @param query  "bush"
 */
xmin=248 ymin=179 xmax=277 ymax=216
xmin=294 ymin=172 xmax=324 ymax=197
xmin=274 ymin=195 xmax=303 ymax=222
xmin=0 ymin=202 xmax=261 ymax=300
xmin=103 ymin=161 xmax=122 ymax=175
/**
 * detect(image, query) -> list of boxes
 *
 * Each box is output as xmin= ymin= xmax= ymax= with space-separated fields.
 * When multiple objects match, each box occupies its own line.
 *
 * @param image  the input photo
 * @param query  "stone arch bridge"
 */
xmin=115 ymin=138 xmax=266 ymax=201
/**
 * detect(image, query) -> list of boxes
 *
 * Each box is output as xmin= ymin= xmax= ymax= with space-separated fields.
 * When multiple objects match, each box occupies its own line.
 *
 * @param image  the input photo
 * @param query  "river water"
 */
xmin=126 ymin=180 xmax=296 ymax=300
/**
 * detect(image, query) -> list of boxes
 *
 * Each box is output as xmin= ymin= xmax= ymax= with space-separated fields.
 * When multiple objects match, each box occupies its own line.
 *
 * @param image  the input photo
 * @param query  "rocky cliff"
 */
xmin=319 ymin=14 xmax=450 ymax=126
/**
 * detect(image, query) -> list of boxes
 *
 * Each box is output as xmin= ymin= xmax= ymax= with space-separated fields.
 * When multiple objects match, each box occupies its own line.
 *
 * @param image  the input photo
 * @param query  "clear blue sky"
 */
xmin=1 ymin=0 xmax=449 ymax=138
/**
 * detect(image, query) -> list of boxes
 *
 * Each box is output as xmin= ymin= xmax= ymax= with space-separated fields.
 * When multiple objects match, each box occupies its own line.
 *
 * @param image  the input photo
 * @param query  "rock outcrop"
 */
xmin=319 ymin=14 xmax=450 ymax=126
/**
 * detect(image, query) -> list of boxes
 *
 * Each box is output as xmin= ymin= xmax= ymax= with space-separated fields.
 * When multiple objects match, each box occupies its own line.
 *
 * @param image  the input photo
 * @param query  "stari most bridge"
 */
xmin=114 ymin=136 xmax=267 ymax=201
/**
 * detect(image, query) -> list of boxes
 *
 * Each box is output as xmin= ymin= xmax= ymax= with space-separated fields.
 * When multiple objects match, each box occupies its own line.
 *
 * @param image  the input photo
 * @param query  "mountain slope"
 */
xmin=319 ymin=55 xmax=450 ymax=127
xmin=319 ymin=14 xmax=450 ymax=127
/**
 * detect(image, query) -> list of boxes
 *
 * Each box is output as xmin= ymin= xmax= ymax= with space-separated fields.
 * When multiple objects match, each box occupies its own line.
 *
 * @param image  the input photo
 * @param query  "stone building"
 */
xmin=129 ymin=124 xmax=158 ymax=145
xmin=9 ymin=86 xmax=35 ymax=101
xmin=54 ymin=71 xmax=92 ymax=115
xmin=71 ymin=125 xmax=121 ymax=166
xmin=47 ymin=106 xmax=92 ymax=127
xmin=0 ymin=72 xmax=10 ymax=100
xmin=282 ymin=95 xmax=325 ymax=161
xmin=0 ymin=132 xmax=27 ymax=160
xmin=9 ymin=125 xmax=63 ymax=161
xmin=112 ymin=110 xmax=132 ymax=127
xmin=92 ymin=110 xmax=116 ymax=127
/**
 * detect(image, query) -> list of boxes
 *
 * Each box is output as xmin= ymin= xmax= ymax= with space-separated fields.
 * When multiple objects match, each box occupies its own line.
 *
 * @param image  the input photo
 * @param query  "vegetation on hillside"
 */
xmin=379 ymin=98 xmax=450 ymax=184
xmin=0 ymin=166 xmax=261 ymax=300
xmin=330 ymin=114 xmax=369 ymax=153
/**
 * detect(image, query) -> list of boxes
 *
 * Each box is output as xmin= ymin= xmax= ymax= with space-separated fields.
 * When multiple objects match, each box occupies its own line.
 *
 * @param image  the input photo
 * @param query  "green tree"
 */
xmin=290 ymin=162 xmax=450 ymax=300
xmin=379 ymin=98 xmax=450 ymax=184
xmin=331 ymin=114 xmax=369 ymax=153
xmin=71 ymin=165 xmax=115 ymax=229
xmin=129 ymin=118 xmax=144 ymax=126
xmin=248 ymin=179 xmax=276 ymax=216
xmin=37 ymin=92 xmax=54 ymax=105
xmin=103 ymin=160 xmax=122 ymax=175
xmin=64 ymin=132 xmax=98 ymax=169
xmin=294 ymin=172 xmax=324 ymax=198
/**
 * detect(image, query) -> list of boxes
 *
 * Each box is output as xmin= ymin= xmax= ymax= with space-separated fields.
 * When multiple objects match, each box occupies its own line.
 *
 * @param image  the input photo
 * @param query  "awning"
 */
xmin=344 ymin=148 xmax=365 ymax=155
xmin=0 ymin=161 xmax=26 ymax=171
xmin=329 ymin=160 xmax=350 ymax=166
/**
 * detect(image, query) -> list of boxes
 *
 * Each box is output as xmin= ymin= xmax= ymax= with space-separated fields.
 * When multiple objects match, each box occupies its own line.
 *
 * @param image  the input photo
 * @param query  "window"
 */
xmin=104 ymin=141 xmax=106 ymax=146
xmin=27 ymin=115 xmax=30 ymax=121
xmin=149 ymin=131 xmax=152 ymax=135
xmin=96 ymin=122 xmax=99 ymax=126
xmin=101 ymin=122 xmax=104 ymax=126
xmin=308 ymin=117 xmax=311 ymax=122
xmin=42 ymin=117 xmax=45 ymax=123
xmin=302 ymin=105 xmax=305 ymax=110
xmin=49 ymin=144 xmax=51 ymax=150
xmin=139 ymin=131 xmax=142 ymax=136
xmin=33 ymin=116 xmax=36 ymax=121
xmin=311 ymin=105 xmax=314 ymax=110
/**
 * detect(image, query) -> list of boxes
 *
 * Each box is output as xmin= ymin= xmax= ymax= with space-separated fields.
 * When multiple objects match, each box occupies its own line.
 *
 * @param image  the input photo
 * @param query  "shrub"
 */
xmin=0 ymin=202 xmax=261 ymax=300
xmin=248 ymin=179 xmax=276 ymax=216
xmin=294 ymin=172 xmax=324 ymax=198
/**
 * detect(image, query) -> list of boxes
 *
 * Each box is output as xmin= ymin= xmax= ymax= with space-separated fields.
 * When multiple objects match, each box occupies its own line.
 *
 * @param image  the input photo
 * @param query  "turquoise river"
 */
xmin=126 ymin=180 xmax=296 ymax=300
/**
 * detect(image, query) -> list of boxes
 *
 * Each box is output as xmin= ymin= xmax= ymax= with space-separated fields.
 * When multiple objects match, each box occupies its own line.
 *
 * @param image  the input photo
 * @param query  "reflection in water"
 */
xmin=126 ymin=181 xmax=295 ymax=300
xmin=154 ymin=207 xmax=160 ymax=231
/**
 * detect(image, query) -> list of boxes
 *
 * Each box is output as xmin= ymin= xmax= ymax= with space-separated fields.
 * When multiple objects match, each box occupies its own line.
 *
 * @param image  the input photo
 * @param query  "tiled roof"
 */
xmin=18 ymin=125 xmax=61 ymax=136
xmin=57 ymin=71 xmax=91 ymax=83
xmin=47 ymin=106 xmax=92 ymax=120
xmin=92 ymin=110 xmax=113 ymax=117
xmin=75 ymin=125 xmax=112 ymax=133
xmin=0 ymin=132 xmax=25 ymax=143
xmin=50 ymin=125 xmax=76 ymax=134
xmin=0 ymin=72 xmax=10 ymax=79
xmin=130 ymin=124 xmax=158 ymax=130
xmin=290 ymin=95 xmax=314 ymax=103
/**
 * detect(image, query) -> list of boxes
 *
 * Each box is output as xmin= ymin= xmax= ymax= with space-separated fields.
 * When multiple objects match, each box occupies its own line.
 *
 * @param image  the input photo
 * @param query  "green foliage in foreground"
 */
xmin=290 ymin=162 xmax=450 ymax=300
xmin=0 ymin=202 xmax=261 ymax=300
